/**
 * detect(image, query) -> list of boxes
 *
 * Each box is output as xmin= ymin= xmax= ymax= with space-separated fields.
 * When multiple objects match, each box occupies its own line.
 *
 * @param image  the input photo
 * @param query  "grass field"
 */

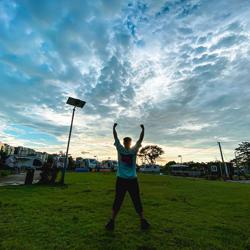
xmin=0 ymin=173 xmax=250 ymax=250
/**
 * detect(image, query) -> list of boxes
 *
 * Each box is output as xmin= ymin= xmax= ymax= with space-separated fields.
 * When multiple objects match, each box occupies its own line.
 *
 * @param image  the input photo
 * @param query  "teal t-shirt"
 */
xmin=114 ymin=138 xmax=142 ymax=179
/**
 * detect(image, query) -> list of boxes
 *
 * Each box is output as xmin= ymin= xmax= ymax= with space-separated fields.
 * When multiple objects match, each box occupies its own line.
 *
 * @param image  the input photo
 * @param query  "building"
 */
xmin=1 ymin=142 xmax=49 ymax=166
xmin=35 ymin=151 xmax=49 ymax=163
xmin=1 ymin=144 xmax=15 ymax=156
xmin=14 ymin=146 xmax=35 ymax=157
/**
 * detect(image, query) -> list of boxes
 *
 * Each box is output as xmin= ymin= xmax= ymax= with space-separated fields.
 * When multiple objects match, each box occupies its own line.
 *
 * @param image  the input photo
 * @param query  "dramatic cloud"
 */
xmin=0 ymin=0 xmax=250 ymax=162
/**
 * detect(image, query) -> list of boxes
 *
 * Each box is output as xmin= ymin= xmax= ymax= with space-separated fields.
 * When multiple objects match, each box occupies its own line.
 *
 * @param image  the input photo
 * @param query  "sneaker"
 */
xmin=141 ymin=219 xmax=150 ymax=230
xmin=105 ymin=219 xmax=115 ymax=231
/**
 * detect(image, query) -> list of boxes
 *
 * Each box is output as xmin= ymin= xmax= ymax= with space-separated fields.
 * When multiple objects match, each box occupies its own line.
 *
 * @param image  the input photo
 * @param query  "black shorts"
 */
xmin=112 ymin=177 xmax=143 ymax=214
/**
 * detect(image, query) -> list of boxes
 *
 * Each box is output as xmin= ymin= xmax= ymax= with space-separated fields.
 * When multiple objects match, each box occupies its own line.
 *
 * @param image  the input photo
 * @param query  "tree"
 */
xmin=0 ymin=149 xmax=7 ymax=169
xmin=165 ymin=161 xmax=176 ymax=168
xmin=185 ymin=161 xmax=207 ymax=170
xmin=138 ymin=145 xmax=164 ymax=165
xmin=163 ymin=161 xmax=176 ymax=173
xmin=235 ymin=142 xmax=250 ymax=167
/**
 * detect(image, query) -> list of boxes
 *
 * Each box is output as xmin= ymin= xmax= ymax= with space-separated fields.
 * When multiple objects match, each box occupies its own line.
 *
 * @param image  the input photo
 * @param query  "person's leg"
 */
xmin=128 ymin=178 xmax=150 ymax=230
xmin=106 ymin=177 xmax=127 ymax=230
xmin=128 ymin=178 xmax=143 ymax=217
xmin=112 ymin=177 xmax=127 ymax=219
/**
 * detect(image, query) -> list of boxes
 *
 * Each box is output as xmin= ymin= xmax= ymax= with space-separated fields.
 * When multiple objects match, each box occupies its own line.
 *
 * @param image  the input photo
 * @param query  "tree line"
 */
xmin=137 ymin=141 xmax=250 ymax=169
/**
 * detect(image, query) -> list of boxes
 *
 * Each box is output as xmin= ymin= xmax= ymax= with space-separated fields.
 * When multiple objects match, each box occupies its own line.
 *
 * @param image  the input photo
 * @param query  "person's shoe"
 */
xmin=105 ymin=219 xmax=115 ymax=231
xmin=141 ymin=219 xmax=150 ymax=230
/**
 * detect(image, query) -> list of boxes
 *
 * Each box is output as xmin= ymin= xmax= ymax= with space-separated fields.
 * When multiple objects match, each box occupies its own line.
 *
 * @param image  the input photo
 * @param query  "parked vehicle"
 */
xmin=53 ymin=156 xmax=68 ymax=169
xmin=101 ymin=160 xmax=118 ymax=171
xmin=4 ymin=155 xmax=17 ymax=168
xmin=234 ymin=167 xmax=247 ymax=176
xmin=5 ymin=155 xmax=43 ymax=169
xmin=75 ymin=158 xmax=100 ymax=171
xmin=169 ymin=164 xmax=204 ymax=177
xmin=206 ymin=163 xmax=234 ymax=179
xmin=140 ymin=164 xmax=160 ymax=173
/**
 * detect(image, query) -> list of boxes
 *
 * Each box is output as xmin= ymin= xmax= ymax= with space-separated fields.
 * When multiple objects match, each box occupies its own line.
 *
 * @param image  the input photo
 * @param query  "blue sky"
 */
xmin=0 ymin=0 xmax=250 ymax=162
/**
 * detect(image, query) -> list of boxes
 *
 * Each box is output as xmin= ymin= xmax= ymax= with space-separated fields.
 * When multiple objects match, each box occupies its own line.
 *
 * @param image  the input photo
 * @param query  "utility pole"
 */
xmin=217 ymin=142 xmax=229 ymax=179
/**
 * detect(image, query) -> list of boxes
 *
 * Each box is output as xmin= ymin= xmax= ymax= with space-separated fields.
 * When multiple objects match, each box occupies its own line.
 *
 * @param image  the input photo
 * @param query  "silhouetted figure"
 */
xmin=24 ymin=168 xmax=35 ymax=185
xmin=105 ymin=123 xmax=150 ymax=231
xmin=39 ymin=158 xmax=60 ymax=185
xmin=50 ymin=161 xmax=59 ymax=185
xmin=39 ymin=158 xmax=53 ymax=184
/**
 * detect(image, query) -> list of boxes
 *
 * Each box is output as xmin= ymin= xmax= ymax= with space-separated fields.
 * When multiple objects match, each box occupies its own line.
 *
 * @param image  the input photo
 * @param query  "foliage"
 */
xmin=0 ymin=170 xmax=11 ymax=177
xmin=184 ymin=161 xmax=207 ymax=170
xmin=235 ymin=141 xmax=250 ymax=167
xmin=0 ymin=173 xmax=250 ymax=249
xmin=0 ymin=150 xmax=8 ymax=169
xmin=165 ymin=161 xmax=176 ymax=167
xmin=163 ymin=161 xmax=176 ymax=173
xmin=138 ymin=145 xmax=164 ymax=164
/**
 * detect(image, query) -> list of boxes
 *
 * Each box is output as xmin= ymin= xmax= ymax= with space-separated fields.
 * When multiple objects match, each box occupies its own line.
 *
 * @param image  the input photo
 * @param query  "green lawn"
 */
xmin=0 ymin=173 xmax=250 ymax=250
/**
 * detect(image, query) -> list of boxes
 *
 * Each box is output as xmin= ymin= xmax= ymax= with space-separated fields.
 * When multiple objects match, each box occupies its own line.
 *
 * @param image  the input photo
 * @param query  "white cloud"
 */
xmin=167 ymin=122 xmax=213 ymax=134
xmin=0 ymin=0 xmax=250 ymax=161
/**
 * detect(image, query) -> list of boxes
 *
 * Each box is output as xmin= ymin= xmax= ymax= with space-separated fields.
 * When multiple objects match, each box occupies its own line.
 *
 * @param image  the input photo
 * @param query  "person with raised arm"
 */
xmin=105 ymin=123 xmax=150 ymax=231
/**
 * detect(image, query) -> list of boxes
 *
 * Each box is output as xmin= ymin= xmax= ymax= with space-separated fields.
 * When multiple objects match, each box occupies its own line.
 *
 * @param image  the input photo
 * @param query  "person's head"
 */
xmin=123 ymin=137 xmax=132 ymax=149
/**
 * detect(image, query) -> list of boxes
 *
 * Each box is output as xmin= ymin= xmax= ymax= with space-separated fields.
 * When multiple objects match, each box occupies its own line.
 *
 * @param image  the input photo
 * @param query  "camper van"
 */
xmin=5 ymin=155 xmax=43 ymax=169
xmin=75 ymin=158 xmax=99 ymax=171
xmin=140 ymin=164 xmax=161 ymax=173
xmin=101 ymin=160 xmax=118 ymax=171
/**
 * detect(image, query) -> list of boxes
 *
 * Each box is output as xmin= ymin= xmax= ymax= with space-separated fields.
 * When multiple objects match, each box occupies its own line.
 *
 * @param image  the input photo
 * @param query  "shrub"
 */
xmin=0 ymin=170 xmax=11 ymax=177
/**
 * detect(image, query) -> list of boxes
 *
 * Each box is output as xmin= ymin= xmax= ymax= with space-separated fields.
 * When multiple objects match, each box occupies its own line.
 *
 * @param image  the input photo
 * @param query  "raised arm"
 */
xmin=113 ymin=123 xmax=118 ymax=140
xmin=138 ymin=124 xmax=144 ymax=143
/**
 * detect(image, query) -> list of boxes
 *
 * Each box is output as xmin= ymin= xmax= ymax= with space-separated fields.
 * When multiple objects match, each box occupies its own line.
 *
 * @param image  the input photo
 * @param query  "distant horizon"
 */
xmin=0 ymin=0 xmax=250 ymax=163
xmin=0 ymin=138 xmax=243 ymax=164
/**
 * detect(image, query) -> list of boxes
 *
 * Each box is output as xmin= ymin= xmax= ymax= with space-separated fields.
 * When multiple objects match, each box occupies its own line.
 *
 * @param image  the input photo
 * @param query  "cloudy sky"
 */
xmin=0 ymin=0 xmax=250 ymax=163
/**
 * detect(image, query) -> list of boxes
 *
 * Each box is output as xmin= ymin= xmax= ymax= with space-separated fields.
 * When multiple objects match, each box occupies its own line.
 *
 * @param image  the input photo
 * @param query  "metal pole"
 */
xmin=61 ymin=106 xmax=76 ymax=184
xmin=235 ymin=151 xmax=240 ymax=180
xmin=217 ymin=142 xmax=229 ymax=178
xmin=178 ymin=155 xmax=182 ymax=164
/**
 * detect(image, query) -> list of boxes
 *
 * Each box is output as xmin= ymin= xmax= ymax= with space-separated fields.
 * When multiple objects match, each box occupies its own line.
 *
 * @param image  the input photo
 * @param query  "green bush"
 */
xmin=0 ymin=170 xmax=10 ymax=177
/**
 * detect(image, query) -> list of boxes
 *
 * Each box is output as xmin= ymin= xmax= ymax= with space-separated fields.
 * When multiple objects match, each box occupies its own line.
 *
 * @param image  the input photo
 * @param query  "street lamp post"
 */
xmin=60 ymin=97 xmax=86 ymax=185
xmin=178 ymin=155 xmax=182 ymax=164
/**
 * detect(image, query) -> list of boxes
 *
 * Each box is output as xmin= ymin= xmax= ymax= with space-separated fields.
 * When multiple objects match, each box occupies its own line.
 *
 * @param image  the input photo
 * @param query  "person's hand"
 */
xmin=113 ymin=123 xmax=118 ymax=128
xmin=140 ymin=124 xmax=144 ymax=129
